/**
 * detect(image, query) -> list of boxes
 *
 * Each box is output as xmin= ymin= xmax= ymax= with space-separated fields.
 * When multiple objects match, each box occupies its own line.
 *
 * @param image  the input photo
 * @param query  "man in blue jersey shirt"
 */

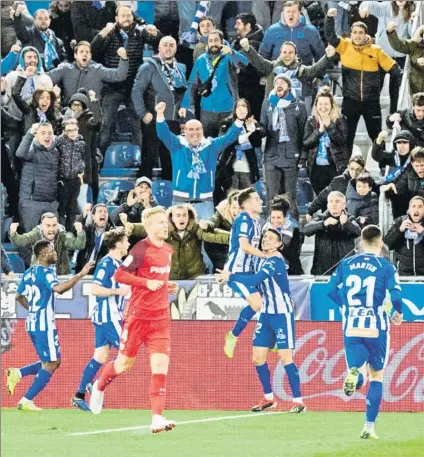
xmin=328 ymin=225 xmax=403 ymax=440
xmin=71 ymin=228 xmax=130 ymax=411
xmin=223 ymin=188 xmax=265 ymax=358
xmin=6 ymin=240 xmax=93 ymax=411
xmin=217 ymin=228 xmax=305 ymax=413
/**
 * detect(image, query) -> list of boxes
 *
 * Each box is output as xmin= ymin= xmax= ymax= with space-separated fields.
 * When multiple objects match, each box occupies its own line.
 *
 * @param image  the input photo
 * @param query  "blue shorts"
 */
xmin=228 ymin=279 xmax=258 ymax=299
xmin=28 ymin=329 xmax=61 ymax=362
xmin=94 ymin=321 xmax=122 ymax=349
xmin=253 ymin=313 xmax=295 ymax=350
xmin=344 ymin=331 xmax=390 ymax=372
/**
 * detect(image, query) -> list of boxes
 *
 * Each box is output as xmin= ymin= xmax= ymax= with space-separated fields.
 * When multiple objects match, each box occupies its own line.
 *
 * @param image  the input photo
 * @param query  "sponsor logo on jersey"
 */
xmin=150 ymin=265 xmax=171 ymax=274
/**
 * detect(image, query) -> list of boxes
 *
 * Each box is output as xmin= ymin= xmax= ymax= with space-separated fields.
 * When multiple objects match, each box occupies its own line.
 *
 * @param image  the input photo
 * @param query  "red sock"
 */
xmin=98 ymin=361 xmax=118 ymax=392
xmin=151 ymin=374 xmax=167 ymax=415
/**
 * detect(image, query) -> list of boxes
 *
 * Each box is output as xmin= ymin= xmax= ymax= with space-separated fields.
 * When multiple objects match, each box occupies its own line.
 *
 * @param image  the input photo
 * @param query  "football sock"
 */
xmin=366 ymin=381 xmax=382 ymax=423
xmin=78 ymin=358 xmax=103 ymax=394
xmin=151 ymin=374 xmax=167 ymax=415
xmin=357 ymin=372 xmax=364 ymax=389
xmin=284 ymin=363 xmax=302 ymax=399
xmin=19 ymin=361 xmax=42 ymax=377
xmin=255 ymin=363 xmax=272 ymax=396
xmin=24 ymin=369 xmax=52 ymax=401
xmin=232 ymin=306 xmax=256 ymax=337
xmin=98 ymin=361 xmax=118 ymax=392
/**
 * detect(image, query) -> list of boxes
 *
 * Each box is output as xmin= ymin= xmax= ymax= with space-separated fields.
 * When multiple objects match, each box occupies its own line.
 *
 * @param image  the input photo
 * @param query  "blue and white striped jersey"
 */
xmin=91 ymin=255 xmax=125 ymax=324
xmin=17 ymin=265 xmax=59 ymax=332
xmin=328 ymin=253 xmax=403 ymax=334
xmin=225 ymin=211 xmax=261 ymax=273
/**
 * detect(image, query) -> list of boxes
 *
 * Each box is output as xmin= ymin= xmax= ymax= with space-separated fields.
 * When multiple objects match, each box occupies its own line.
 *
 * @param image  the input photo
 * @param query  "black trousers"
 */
xmin=58 ymin=177 xmax=80 ymax=232
xmin=310 ymin=164 xmax=337 ymax=196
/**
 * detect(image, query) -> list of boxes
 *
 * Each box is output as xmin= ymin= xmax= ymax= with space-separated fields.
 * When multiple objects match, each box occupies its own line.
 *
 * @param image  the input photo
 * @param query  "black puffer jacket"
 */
xmin=346 ymin=180 xmax=379 ymax=228
xmin=385 ymin=216 xmax=424 ymax=276
xmin=71 ymin=1 xmax=116 ymax=43
xmin=304 ymin=210 xmax=361 ymax=275
xmin=386 ymin=109 xmax=424 ymax=147
xmin=371 ymin=130 xmax=416 ymax=172
xmin=56 ymin=134 xmax=85 ymax=180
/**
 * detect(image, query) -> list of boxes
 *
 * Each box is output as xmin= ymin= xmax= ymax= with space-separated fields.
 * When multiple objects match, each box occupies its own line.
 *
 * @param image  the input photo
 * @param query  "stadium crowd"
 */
xmin=1 ymin=0 xmax=424 ymax=279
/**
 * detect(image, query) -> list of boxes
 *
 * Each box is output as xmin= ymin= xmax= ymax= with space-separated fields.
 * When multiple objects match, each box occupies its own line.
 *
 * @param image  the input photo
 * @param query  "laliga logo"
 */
xmin=150 ymin=265 xmax=171 ymax=275
xmin=273 ymin=330 xmax=424 ymax=403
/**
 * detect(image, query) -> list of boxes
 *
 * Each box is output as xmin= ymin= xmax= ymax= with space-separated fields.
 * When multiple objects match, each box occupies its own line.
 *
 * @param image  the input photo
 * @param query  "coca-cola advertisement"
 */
xmin=1 ymin=321 xmax=423 ymax=411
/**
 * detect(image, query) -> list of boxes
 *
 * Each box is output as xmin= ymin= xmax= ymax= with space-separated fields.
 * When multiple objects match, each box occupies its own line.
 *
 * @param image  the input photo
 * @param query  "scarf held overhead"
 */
xmin=180 ymin=1 xmax=211 ymax=47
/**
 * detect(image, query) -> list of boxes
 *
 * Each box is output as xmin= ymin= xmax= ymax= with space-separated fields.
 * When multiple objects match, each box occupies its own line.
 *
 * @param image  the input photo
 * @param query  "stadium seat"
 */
xmin=152 ymin=180 xmax=173 ymax=208
xmin=7 ymin=253 xmax=25 ymax=274
xmin=101 ymin=143 xmax=142 ymax=178
xmin=97 ymin=180 xmax=134 ymax=207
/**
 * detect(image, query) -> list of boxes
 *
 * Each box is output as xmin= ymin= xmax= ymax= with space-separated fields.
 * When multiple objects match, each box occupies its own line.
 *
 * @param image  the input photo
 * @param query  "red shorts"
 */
xmin=119 ymin=316 xmax=170 ymax=359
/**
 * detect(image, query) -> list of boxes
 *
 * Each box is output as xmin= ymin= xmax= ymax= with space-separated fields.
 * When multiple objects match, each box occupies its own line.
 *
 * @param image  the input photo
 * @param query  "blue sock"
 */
xmin=357 ymin=372 xmax=364 ymax=389
xmin=284 ymin=363 xmax=302 ymax=399
xmin=19 ymin=362 xmax=42 ymax=377
xmin=366 ymin=381 xmax=383 ymax=423
xmin=24 ymin=369 xmax=52 ymax=401
xmin=255 ymin=363 xmax=272 ymax=395
xmin=78 ymin=358 xmax=103 ymax=394
xmin=232 ymin=306 xmax=256 ymax=337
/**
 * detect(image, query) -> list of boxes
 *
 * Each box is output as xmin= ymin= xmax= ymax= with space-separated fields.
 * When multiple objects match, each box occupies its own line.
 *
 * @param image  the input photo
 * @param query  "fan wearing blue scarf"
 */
xmin=268 ymin=74 xmax=295 ymax=143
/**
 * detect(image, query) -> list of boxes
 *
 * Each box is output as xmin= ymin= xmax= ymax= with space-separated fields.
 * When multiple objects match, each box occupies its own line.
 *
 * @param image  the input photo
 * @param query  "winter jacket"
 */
xmin=47 ymin=58 xmax=129 ymax=106
xmin=260 ymin=95 xmax=308 ymax=168
xmin=14 ymin=15 xmax=66 ymax=69
xmin=1 ymin=1 xmax=33 ymax=57
xmin=91 ymin=21 xmax=162 ymax=93
xmin=301 ymin=116 xmax=350 ymax=174
xmin=386 ymin=108 xmax=424 ymax=147
xmin=56 ymin=134 xmax=85 ymax=180
xmin=304 ymin=210 xmax=361 ymax=275
xmin=387 ymin=25 xmax=424 ymax=97
xmin=16 ymin=130 xmax=59 ymax=203
xmin=10 ymin=224 xmax=86 ymax=275
xmin=154 ymin=1 xmax=179 ymax=23
xmin=259 ymin=17 xmax=325 ymax=65
xmin=50 ymin=9 xmax=75 ymax=61
xmin=1 ymin=49 xmax=19 ymax=75
xmin=1 ymin=246 xmax=13 ymax=275
xmin=181 ymin=50 xmax=248 ymax=113
xmin=131 ymin=56 xmax=188 ymax=121
xmin=385 ymin=216 xmax=424 ymax=276
xmin=346 ymin=180 xmax=379 ymax=228
xmin=242 ymin=45 xmax=331 ymax=97
xmin=325 ymin=15 xmax=400 ymax=102
xmin=70 ymin=1 xmax=117 ymax=43
xmin=387 ymin=166 xmax=424 ymax=212
xmin=156 ymin=119 xmax=243 ymax=201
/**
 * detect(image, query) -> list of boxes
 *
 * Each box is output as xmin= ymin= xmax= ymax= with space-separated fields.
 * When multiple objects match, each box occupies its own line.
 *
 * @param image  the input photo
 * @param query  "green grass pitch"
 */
xmin=2 ymin=409 xmax=424 ymax=457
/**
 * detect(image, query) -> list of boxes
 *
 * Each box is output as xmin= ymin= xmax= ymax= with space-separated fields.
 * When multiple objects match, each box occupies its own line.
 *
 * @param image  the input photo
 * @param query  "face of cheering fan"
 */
xmin=93 ymin=206 xmax=108 ymax=229
xmin=35 ymin=10 xmax=51 ymax=31
xmin=413 ymin=104 xmax=424 ymax=121
xmin=270 ymin=210 xmax=286 ymax=229
xmin=351 ymin=26 xmax=367 ymax=46
xmin=207 ymin=33 xmax=222 ymax=54
xmin=282 ymin=4 xmax=301 ymax=27
xmin=395 ymin=140 xmax=410 ymax=155
xmin=116 ymin=6 xmax=133 ymax=30
xmin=37 ymin=91 xmax=52 ymax=112
xmin=74 ymin=45 xmax=92 ymax=68
xmin=185 ymin=120 xmax=203 ymax=147
xmin=171 ymin=208 xmax=189 ymax=231
xmin=412 ymin=158 xmax=424 ymax=178
xmin=408 ymin=199 xmax=424 ymax=223
xmin=235 ymin=100 xmax=249 ymax=121
xmin=23 ymin=50 xmax=38 ymax=69
xmin=356 ymin=180 xmax=371 ymax=197
xmin=316 ymin=96 xmax=332 ymax=117
xmin=261 ymin=230 xmax=282 ymax=252
xmin=41 ymin=216 xmax=58 ymax=241
xmin=229 ymin=200 xmax=241 ymax=220
xmin=159 ymin=37 xmax=177 ymax=61
xmin=199 ymin=19 xmax=214 ymax=37
xmin=274 ymin=78 xmax=289 ymax=96
xmin=36 ymin=124 xmax=54 ymax=149
xmin=279 ymin=44 xmax=296 ymax=66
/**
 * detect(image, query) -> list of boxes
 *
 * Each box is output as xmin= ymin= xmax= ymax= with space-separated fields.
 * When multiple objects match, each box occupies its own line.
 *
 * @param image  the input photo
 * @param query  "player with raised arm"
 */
xmin=89 ymin=207 xmax=178 ymax=434
xmin=328 ymin=225 xmax=403 ymax=440
xmin=223 ymin=188 xmax=264 ymax=359
xmin=216 ymin=228 xmax=305 ymax=413
xmin=72 ymin=229 xmax=130 ymax=411
xmin=6 ymin=240 xmax=93 ymax=411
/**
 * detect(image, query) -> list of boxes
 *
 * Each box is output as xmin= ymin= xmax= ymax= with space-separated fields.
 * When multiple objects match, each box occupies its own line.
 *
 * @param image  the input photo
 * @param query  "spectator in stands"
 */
xmin=261 ymin=73 xmax=307 ymax=215
xmin=232 ymin=13 xmax=264 ymax=119
xmin=153 ymin=1 xmax=179 ymax=41
xmin=1 ymin=245 xmax=15 ymax=278
xmin=306 ymin=155 xmax=366 ymax=221
xmin=251 ymin=0 xmax=283 ymax=31
xmin=50 ymin=0 xmax=75 ymax=62
xmin=180 ymin=30 xmax=248 ymax=137
xmin=1 ymin=1 xmax=32 ymax=57
xmin=1 ymin=44 xmax=21 ymax=75
xmin=346 ymin=172 xmax=379 ymax=229
xmin=131 ymin=36 xmax=188 ymax=181
xmin=327 ymin=1 xmax=357 ymax=37
xmin=57 ymin=119 xmax=85 ymax=231
xmin=13 ymin=5 xmax=66 ymax=70
xmin=91 ymin=4 xmax=161 ymax=156
xmin=75 ymin=203 xmax=114 ymax=274
xmin=70 ymin=0 xmax=116 ymax=43
xmin=47 ymin=41 xmax=129 ymax=106
xmin=192 ymin=16 xmax=217 ymax=62
xmin=387 ymin=92 xmax=424 ymax=147
xmin=16 ymin=123 xmax=59 ymax=232
xmin=304 ymin=190 xmax=361 ymax=275
xmin=325 ymin=8 xmax=402 ymax=151
xmin=214 ymin=99 xmax=263 ymax=205
xmin=9 ymin=212 xmax=86 ymax=275
xmin=155 ymin=101 xmax=246 ymax=220
xmin=259 ymin=1 xmax=325 ymax=65
xmin=387 ymin=22 xmax=424 ymax=97
xmin=385 ymin=195 xmax=424 ymax=275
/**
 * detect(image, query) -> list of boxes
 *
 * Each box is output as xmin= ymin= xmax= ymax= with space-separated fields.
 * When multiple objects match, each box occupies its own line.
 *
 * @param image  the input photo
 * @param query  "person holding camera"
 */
xmin=385 ymin=196 xmax=424 ymax=276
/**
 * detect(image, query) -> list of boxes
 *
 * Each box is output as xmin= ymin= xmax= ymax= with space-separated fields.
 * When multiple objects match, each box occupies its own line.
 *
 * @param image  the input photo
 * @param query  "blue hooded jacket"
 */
xmin=1 ymin=50 xmax=19 ymax=75
xmin=18 ymin=46 xmax=43 ymax=73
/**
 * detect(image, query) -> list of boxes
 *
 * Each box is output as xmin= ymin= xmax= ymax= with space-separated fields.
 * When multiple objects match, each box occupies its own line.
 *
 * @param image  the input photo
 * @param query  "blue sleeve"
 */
xmin=327 ymin=264 xmax=344 ymax=307
xmin=259 ymin=30 xmax=273 ymax=59
xmin=210 ymin=121 xmax=243 ymax=157
xmin=236 ymin=215 xmax=252 ymax=239
xmin=44 ymin=269 xmax=59 ymax=291
xmin=230 ymin=257 xmax=281 ymax=286
xmin=386 ymin=263 xmax=403 ymax=313
xmin=1 ymin=51 xmax=19 ymax=76
xmin=156 ymin=120 xmax=182 ymax=153
xmin=228 ymin=50 xmax=248 ymax=66
xmin=92 ymin=261 xmax=109 ymax=286
xmin=17 ymin=277 xmax=26 ymax=295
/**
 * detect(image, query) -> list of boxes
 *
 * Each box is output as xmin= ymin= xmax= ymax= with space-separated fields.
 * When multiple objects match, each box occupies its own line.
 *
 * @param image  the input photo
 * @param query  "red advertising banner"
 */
xmin=1 ymin=320 xmax=423 ymax=412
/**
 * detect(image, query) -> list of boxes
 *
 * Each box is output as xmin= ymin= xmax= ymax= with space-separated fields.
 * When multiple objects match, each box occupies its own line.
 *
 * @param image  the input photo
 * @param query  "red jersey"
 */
xmin=114 ymin=237 xmax=173 ymax=320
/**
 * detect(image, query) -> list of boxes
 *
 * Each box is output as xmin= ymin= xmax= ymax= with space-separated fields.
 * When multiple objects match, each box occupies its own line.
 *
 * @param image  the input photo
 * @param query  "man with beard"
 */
xmin=180 ymin=30 xmax=248 ymax=138
xmin=132 ymin=36 xmax=188 ymax=180
xmin=90 ymin=4 xmax=161 ymax=156
xmin=13 ymin=6 xmax=66 ymax=70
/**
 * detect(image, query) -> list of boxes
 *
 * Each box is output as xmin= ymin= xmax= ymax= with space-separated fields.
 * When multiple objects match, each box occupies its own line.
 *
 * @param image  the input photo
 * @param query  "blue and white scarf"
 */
xmin=187 ymin=145 xmax=207 ymax=180
xmin=40 ymin=31 xmax=58 ymax=71
xmin=36 ymin=109 xmax=48 ymax=123
xmin=273 ymin=67 xmax=302 ymax=99
xmin=156 ymin=56 xmax=187 ymax=91
xmin=21 ymin=76 xmax=36 ymax=102
xmin=92 ymin=1 xmax=105 ymax=10
xmin=316 ymin=131 xmax=331 ymax=166
xmin=384 ymin=152 xmax=411 ymax=183
xmin=180 ymin=1 xmax=210 ymax=47
xmin=235 ymin=126 xmax=252 ymax=160
xmin=268 ymin=90 xmax=295 ymax=143
xmin=120 ymin=30 xmax=129 ymax=49
xmin=205 ymin=54 xmax=222 ymax=96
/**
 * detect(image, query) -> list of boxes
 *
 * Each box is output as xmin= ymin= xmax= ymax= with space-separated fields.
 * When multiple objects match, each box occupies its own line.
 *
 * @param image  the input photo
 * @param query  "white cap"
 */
xmin=135 ymin=176 xmax=152 ymax=188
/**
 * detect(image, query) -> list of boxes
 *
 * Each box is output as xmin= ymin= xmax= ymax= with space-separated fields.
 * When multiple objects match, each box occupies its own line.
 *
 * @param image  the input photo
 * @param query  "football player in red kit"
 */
xmin=89 ymin=207 xmax=178 ymax=434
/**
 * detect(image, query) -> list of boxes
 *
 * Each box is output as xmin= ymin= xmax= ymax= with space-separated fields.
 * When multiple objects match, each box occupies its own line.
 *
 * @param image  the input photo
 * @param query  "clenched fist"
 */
xmin=240 ymin=38 xmax=250 ymax=52
xmin=146 ymin=24 xmax=158 ymax=36
xmin=74 ymin=222 xmax=83 ymax=233
xmin=387 ymin=22 xmax=397 ymax=33
xmin=327 ymin=8 xmax=338 ymax=17
xmin=9 ymin=222 xmax=19 ymax=235
xmin=101 ymin=22 xmax=115 ymax=36
xmin=143 ymin=113 xmax=153 ymax=124
xmin=155 ymin=102 xmax=167 ymax=115
xmin=117 ymin=47 xmax=127 ymax=59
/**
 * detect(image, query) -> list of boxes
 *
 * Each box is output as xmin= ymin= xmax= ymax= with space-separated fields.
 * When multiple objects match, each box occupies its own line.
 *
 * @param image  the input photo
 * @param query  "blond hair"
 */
xmin=312 ymin=86 xmax=340 ymax=123
xmin=142 ymin=206 xmax=166 ymax=226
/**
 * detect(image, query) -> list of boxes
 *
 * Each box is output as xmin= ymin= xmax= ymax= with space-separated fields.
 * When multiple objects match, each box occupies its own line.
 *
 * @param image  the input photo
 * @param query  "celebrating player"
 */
xmin=89 ymin=207 xmax=178 ymax=434
xmin=223 ymin=188 xmax=264 ymax=358
xmin=6 ymin=240 xmax=93 ymax=411
xmin=72 ymin=229 xmax=130 ymax=411
xmin=328 ymin=225 xmax=403 ymax=440
xmin=216 ymin=228 xmax=305 ymax=413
